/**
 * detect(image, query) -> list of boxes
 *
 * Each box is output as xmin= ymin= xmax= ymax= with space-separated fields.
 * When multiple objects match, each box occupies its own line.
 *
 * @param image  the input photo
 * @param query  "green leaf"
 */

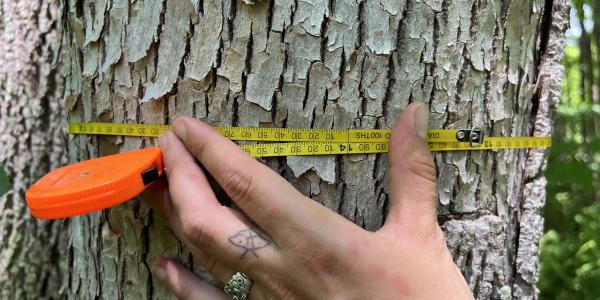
xmin=0 ymin=165 xmax=10 ymax=197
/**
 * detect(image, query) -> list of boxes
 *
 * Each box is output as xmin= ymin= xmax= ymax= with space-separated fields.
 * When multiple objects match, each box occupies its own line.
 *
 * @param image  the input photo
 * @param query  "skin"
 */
xmin=142 ymin=102 xmax=474 ymax=299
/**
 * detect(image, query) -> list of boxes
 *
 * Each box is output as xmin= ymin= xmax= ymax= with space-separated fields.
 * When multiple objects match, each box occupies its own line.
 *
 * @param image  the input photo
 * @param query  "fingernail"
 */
xmin=151 ymin=261 xmax=167 ymax=281
xmin=415 ymin=103 xmax=429 ymax=139
xmin=158 ymin=131 xmax=170 ymax=151
xmin=172 ymin=119 xmax=188 ymax=141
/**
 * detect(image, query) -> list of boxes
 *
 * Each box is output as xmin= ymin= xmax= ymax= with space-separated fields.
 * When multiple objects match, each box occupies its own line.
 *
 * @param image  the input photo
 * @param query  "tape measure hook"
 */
xmin=456 ymin=127 xmax=485 ymax=148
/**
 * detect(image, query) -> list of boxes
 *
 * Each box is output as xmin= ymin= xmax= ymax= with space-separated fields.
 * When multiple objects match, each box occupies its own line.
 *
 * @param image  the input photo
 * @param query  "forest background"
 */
xmin=538 ymin=1 xmax=600 ymax=299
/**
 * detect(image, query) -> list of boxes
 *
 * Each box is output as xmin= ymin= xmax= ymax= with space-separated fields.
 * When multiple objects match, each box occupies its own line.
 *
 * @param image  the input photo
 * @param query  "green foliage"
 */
xmin=540 ymin=205 xmax=600 ymax=299
xmin=541 ymin=125 xmax=600 ymax=299
xmin=539 ymin=3 xmax=600 ymax=299
xmin=0 ymin=165 xmax=10 ymax=197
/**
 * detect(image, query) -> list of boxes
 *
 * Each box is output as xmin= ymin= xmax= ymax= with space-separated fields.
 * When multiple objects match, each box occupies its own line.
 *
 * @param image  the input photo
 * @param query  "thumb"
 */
xmin=382 ymin=102 xmax=437 ymax=234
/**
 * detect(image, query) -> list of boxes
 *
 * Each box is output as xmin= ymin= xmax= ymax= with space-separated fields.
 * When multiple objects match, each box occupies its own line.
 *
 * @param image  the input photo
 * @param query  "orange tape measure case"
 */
xmin=26 ymin=148 xmax=164 ymax=219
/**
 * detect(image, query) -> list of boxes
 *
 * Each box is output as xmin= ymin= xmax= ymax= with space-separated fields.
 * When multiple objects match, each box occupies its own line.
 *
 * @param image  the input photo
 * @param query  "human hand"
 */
xmin=144 ymin=102 xmax=473 ymax=299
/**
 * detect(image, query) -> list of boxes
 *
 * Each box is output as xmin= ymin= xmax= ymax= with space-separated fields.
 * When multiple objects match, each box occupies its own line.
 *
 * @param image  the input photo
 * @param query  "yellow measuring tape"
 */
xmin=69 ymin=123 xmax=552 ymax=157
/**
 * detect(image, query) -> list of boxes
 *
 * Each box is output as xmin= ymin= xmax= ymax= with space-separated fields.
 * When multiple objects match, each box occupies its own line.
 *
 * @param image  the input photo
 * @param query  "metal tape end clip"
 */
xmin=456 ymin=127 xmax=484 ymax=147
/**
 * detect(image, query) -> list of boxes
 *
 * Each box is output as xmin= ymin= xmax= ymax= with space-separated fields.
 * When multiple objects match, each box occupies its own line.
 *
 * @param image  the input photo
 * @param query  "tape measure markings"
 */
xmin=70 ymin=123 xmax=481 ymax=143
xmin=68 ymin=122 xmax=552 ymax=155
xmin=427 ymin=137 xmax=552 ymax=151
xmin=238 ymin=138 xmax=552 ymax=157
xmin=238 ymin=142 xmax=389 ymax=157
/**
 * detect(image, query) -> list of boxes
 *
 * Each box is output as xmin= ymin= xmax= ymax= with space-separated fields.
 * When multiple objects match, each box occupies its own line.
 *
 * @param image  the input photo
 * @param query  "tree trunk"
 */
xmin=0 ymin=1 xmax=67 ymax=298
xmin=2 ymin=0 xmax=569 ymax=299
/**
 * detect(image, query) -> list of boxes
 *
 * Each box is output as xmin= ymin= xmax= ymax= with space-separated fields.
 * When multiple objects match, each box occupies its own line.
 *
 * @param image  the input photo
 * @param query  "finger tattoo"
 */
xmin=228 ymin=228 xmax=272 ymax=258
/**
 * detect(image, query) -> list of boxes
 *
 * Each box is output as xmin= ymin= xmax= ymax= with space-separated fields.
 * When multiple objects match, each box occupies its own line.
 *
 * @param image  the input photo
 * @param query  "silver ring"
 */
xmin=224 ymin=272 xmax=252 ymax=300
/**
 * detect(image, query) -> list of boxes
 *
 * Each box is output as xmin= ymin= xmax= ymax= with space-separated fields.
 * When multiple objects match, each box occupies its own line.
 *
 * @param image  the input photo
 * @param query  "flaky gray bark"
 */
xmin=0 ymin=1 xmax=67 ymax=298
xmin=1 ymin=0 xmax=569 ymax=299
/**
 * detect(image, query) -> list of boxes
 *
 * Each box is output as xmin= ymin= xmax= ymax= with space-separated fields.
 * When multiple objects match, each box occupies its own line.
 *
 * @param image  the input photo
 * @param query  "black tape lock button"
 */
xmin=141 ymin=165 xmax=160 ymax=185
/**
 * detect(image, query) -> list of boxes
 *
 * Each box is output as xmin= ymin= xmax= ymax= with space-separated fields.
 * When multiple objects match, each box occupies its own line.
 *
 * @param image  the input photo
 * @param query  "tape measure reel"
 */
xmin=26 ymin=148 xmax=163 ymax=219
xmin=26 ymin=122 xmax=551 ymax=219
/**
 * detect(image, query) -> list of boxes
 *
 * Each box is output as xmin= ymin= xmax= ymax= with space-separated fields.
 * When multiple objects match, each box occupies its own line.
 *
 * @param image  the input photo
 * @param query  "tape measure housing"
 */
xmin=26 ymin=148 xmax=164 ymax=219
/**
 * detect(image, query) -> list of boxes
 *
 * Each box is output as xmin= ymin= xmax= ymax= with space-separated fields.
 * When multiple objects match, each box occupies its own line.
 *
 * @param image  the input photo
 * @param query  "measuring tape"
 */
xmin=25 ymin=123 xmax=552 ymax=219
xmin=69 ymin=123 xmax=551 ymax=157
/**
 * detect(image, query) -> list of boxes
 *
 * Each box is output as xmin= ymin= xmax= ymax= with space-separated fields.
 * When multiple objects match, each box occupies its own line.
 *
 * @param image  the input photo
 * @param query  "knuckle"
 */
xmin=390 ymin=152 xmax=437 ymax=183
xmin=238 ymin=256 xmax=264 ymax=277
xmin=222 ymin=168 xmax=254 ymax=205
xmin=201 ymin=255 xmax=219 ymax=275
xmin=287 ymin=237 xmax=338 ymax=276
xmin=181 ymin=217 xmax=215 ymax=250
xmin=169 ymin=164 xmax=203 ymax=183
xmin=261 ymin=278 xmax=297 ymax=300
xmin=192 ymin=251 xmax=229 ymax=282
xmin=409 ymin=155 xmax=436 ymax=183
xmin=188 ymin=139 xmax=207 ymax=161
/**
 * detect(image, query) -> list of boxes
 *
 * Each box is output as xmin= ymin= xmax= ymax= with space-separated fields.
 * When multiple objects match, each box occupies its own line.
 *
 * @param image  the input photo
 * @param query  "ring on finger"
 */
xmin=224 ymin=272 xmax=252 ymax=300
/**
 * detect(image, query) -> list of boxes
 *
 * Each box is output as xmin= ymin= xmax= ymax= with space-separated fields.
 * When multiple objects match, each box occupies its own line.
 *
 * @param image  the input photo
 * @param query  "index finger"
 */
xmin=170 ymin=117 xmax=347 ymax=241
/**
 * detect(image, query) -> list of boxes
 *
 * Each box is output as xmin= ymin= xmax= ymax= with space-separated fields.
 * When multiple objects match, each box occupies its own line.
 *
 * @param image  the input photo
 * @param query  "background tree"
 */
xmin=1 ymin=0 xmax=569 ymax=299
xmin=0 ymin=1 xmax=66 ymax=298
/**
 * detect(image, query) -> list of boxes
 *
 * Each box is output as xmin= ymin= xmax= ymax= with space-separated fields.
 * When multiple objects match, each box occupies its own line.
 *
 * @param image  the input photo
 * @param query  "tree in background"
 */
xmin=1 ymin=0 xmax=569 ymax=299
xmin=540 ymin=1 xmax=600 ymax=299
xmin=0 ymin=1 xmax=66 ymax=298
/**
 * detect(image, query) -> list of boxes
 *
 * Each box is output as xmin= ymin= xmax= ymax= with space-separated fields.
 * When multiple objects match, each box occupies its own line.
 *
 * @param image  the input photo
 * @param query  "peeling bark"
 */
xmin=0 ymin=0 xmax=569 ymax=298
xmin=61 ymin=0 xmax=569 ymax=299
